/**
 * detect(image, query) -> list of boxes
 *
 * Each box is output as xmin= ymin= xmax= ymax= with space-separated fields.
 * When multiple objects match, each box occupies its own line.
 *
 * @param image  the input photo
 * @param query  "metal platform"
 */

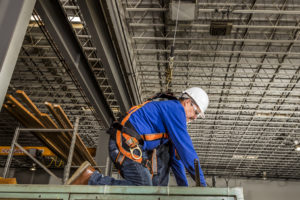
xmin=0 ymin=184 xmax=244 ymax=200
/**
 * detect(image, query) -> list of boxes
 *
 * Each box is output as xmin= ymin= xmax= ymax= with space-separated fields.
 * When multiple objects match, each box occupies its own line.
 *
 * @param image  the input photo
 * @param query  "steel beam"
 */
xmin=132 ymin=36 xmax=300 ymax=44
xmin=0 ymin=0 xmax=36 ymax=109
xmin=101 ymin=0 xmax=142 ymax=105
xmin=134 ymin=49 xmax=300 ymax=56
xmin=136 ymin=59 xmax=300 ymax=67
xmin=129 ymin=23 xmax=299 ymax=30
xmin=126 ymin=7 xmax=300 ymax=15
xmin=35 ymin=0 xmax=114 ymax=127
xmin=77 ymin=0 xmax=132 ymax=113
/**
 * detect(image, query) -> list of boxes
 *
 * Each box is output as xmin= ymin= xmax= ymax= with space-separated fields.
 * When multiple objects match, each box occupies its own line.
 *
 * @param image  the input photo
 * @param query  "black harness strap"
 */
xmin=111 ymin=121 xmax=144 ymax=145
xmin=147 ymin=92 xmax=178 ymax=101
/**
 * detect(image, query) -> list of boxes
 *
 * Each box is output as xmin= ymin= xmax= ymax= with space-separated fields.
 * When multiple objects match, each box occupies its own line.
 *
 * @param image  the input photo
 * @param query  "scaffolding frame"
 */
xmin=2 ymin=117 xmax=79 ymax=184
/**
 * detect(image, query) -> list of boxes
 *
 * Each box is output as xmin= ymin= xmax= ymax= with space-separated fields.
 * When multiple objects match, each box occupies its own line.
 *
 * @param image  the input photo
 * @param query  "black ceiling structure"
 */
xmin=0 ymin=0 xmax=300 ymax=181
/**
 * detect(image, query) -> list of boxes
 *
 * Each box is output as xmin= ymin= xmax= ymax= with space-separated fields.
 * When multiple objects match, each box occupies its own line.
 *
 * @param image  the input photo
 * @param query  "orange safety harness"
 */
xmin=109 ymin=93 xmax=177 ymax=175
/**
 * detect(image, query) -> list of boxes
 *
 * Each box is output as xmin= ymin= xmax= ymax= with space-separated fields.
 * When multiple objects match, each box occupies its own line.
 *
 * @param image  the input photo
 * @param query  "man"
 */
xmin=67 ymin=87 xmax=209 ymax=186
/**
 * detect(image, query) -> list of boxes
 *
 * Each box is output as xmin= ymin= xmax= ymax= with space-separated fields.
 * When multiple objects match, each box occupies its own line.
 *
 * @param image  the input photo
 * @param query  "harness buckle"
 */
xmin=125 ymin=137 xmax=139 ymax=148
xmin=130 ymin=146 xmax=142 ymax=160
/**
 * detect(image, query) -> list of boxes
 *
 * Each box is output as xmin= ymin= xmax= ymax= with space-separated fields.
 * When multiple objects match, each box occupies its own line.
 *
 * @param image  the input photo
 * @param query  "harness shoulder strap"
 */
xmin=147 ymin=92 xmax=178 ymax=101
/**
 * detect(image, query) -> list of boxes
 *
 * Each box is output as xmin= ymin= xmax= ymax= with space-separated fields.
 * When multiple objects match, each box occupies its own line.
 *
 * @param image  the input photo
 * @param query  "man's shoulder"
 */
xmin=151 ymin=99 xmax=180 ymax=106
xmin=149 ymin=100 xmax=183 ymax=112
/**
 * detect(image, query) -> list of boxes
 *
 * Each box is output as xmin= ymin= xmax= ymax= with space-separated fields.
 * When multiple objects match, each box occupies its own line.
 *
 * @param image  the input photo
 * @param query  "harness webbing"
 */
xmin=116 ymin=101 xmax=150 ymax=164
xmin=141 ymin=133 xmax=168 ymax=141
xmin=114 ymin=93 xmax=177 ymax=172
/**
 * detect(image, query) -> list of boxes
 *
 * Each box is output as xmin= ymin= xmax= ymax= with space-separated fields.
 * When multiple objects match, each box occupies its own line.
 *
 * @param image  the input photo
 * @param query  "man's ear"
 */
xmin=183 ymin=98 xmax=191 ymax=106
xmin=186 ymin=98 xmax=192 ymax=104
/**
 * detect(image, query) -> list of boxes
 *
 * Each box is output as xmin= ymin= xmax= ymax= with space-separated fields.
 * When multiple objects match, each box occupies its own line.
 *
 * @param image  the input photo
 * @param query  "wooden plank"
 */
xmin=45 ymin=102 xmax=66 ymax=128
xmin=18 ymin=92 xmax=82 ymax=164
xmin=14 ymin=91 xmax=81 ymax=165
xmin=3 ymin=103 xmax=66 ymax=161
xmin=5 ymin=95 xmax=44 ymax=128
xmin=16 ymin=90 xmax=41 ymax=116
xmin=54 ymin=104 xmax=97 ymax=166
xmin=0 ymin=146 xmax=96 ymax=157
xmin=5 ymin=93 xmax=96 ymax=166
xmin=3 ymin=103 xmax=30 ymax=127
xmin=53 ymin=105 xmax=73 ymax=128
xmin=4 ymin=95 xmax=68 ymax=162
xmin=45 ymin=102 xmax=84 ymax=165
xmin=40 ymin=114 xmax=81 ymax=165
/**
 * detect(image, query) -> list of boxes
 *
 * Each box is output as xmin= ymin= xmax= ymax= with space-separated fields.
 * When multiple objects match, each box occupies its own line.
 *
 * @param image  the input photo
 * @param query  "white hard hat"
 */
xmin=182 ymin=87 xmax=209 ymax=118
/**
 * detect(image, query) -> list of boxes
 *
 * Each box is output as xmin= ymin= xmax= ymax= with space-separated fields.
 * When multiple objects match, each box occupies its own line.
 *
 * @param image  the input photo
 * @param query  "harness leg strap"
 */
xmin=151 ymin=149 xmax=158 ymax=176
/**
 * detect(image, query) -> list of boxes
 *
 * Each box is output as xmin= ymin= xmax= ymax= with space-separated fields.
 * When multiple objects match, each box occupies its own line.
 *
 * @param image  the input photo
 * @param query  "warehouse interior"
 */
xmin=0 ymin=0 xmax=300 ymax=200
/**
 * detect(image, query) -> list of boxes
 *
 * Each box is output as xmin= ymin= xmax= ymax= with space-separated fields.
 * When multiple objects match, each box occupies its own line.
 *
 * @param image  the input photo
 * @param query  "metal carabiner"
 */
xmin=130 ymin=146 xmax=142 ymax=160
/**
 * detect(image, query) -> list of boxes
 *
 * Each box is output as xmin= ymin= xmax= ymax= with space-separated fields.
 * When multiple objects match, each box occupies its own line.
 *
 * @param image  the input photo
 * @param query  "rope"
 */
xmin=172 ymin=0 xmax=181 ymax=47
xmin=166 ymin=0 xmax=181 ymax=91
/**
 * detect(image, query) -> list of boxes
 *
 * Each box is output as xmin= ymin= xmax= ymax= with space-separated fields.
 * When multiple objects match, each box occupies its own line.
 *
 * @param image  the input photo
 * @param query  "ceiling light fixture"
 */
xmin=255 ymin=112 xmax=289 ymax=118
xmin=169 ymin=0 xmax=196 ymax=21
xmin=209 ymin=8 xmax=232 ymax=36
xmin=232 ymin=155 xmax=258 ymax=160
xmin=294 ymin=140 xmax=300 ymax=152
xmin=210 ymin=20 xmax=232 ymax=36
xmin=68 ymin=16 xmax=81 ymax=23
xmin=262 ymin=171 xmax=267 ymax=180
xmin=30 ymin=163 xmax=36 ymax=171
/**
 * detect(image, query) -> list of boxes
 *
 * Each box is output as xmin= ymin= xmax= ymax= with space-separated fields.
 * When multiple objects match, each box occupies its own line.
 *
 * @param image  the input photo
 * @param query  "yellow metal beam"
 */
xmin=0 ymin=146 xmax=96 ymax=157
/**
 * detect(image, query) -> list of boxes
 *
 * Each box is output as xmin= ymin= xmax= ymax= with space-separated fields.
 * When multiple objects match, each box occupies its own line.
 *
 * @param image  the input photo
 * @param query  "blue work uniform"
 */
xmin=129 ymin=100 xmax=206 ymax=186
xmin=88 ymin=100 xmax=206 ymax=186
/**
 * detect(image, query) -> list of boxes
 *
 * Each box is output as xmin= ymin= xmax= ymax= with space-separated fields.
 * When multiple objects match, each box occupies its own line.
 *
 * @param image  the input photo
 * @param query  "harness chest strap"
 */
xmin=122 ymin=131 xmax=168 ymax=148
xmin=141 ymin=133 xmax=168 ymax=141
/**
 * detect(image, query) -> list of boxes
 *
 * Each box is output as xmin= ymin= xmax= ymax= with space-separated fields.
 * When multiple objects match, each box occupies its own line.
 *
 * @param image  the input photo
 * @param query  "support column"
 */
xmin=0 ymin=0 xmax=36 ymax=109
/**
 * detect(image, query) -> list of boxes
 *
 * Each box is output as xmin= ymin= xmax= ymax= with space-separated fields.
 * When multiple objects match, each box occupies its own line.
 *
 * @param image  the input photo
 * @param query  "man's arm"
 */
xmin=170 ymin=145 xmax=189 ymax=186
xmin=162 ymin=102 xmax=207 ymax=186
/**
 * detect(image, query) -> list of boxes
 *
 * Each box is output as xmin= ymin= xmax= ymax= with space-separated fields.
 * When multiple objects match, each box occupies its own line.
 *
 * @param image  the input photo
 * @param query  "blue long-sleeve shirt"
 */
xmin=128 ymin=100 xmax=206 ymax=186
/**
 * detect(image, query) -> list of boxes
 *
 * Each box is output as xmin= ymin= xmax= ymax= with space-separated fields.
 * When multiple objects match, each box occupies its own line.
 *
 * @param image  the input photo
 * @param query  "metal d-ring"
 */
xmin=130 ymin=146 xmax=142 ymax=160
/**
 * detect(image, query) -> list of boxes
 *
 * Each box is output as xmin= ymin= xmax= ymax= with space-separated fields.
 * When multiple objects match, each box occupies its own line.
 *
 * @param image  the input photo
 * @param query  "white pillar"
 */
xmin=0 ymin=0 xmax=36 ymax=109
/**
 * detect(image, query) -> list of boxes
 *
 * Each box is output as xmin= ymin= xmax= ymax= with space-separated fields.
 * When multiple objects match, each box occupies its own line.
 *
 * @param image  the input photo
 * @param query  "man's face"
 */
xmin=181 ymin=99 xmax=202 ymax=123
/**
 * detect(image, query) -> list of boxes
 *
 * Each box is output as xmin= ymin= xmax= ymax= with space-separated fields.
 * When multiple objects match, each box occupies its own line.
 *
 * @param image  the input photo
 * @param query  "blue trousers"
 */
xmin=88 ymin=139 xmax=171 ymax=186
